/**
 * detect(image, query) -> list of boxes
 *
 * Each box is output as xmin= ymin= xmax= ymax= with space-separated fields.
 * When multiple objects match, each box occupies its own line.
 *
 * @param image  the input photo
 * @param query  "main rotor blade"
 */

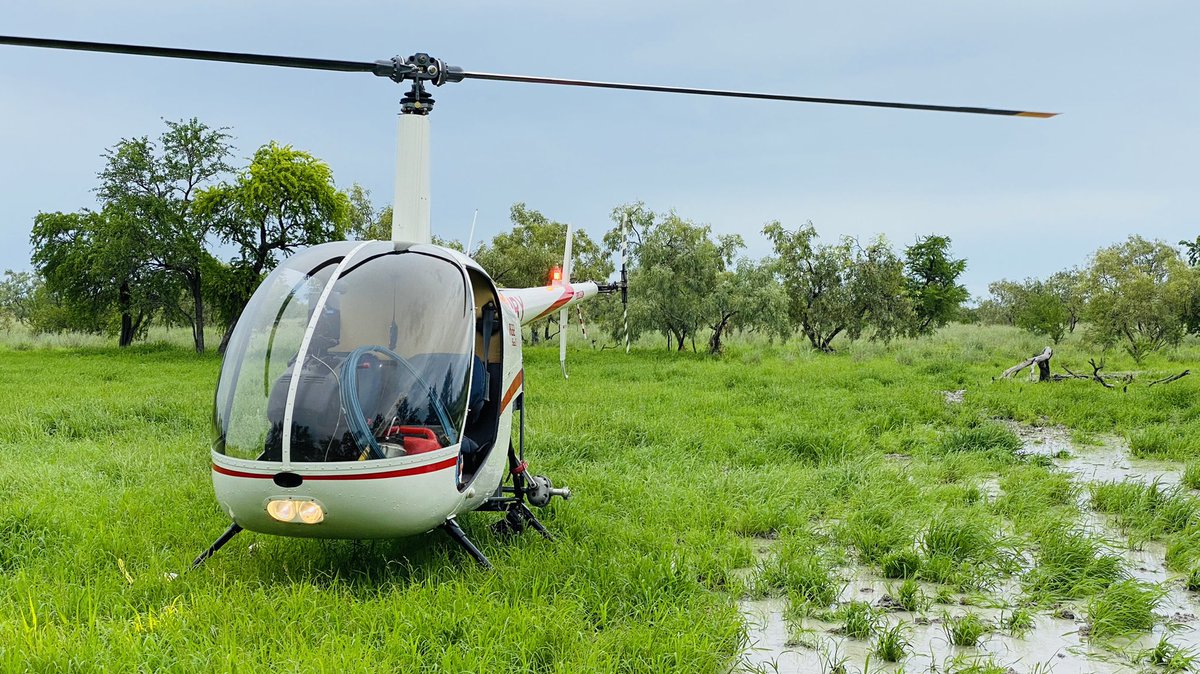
xmin=0 ymin=35 xmax=383 ymax=75
xmin=460 ymin=71 xmax=1057 ymax=118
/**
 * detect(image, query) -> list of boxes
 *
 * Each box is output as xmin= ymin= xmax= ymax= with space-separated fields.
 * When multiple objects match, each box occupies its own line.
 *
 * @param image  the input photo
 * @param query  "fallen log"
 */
xmin=1001 ymin=346 xmax=1053 ymax=381
xmin=1149 ymin=370 xmax=1190 ymax=387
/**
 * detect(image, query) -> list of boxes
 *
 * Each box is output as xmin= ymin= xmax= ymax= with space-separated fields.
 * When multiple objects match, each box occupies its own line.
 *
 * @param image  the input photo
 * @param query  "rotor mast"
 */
xmin=379 ymin=53 xmax=464 ymax=244
xmin=393 ymin=85 xmax=432 ymax=244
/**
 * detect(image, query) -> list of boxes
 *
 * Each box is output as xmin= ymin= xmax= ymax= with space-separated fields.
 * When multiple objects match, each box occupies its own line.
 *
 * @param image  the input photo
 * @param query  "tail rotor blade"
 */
xmin=560 ymin=222 xmax=574 ymax=379
xmin=620 ymin=214 xmax=630 ymax=355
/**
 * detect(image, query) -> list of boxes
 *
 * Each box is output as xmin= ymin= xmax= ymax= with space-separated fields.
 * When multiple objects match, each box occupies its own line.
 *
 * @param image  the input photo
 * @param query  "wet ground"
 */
xmin=734 ymin=427 xmax=1200 ymax=673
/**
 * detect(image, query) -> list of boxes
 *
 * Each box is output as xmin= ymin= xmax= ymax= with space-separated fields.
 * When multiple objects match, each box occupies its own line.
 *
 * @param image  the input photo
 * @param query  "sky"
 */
xmin=1 ymin=1 xmax=1197 ymax=297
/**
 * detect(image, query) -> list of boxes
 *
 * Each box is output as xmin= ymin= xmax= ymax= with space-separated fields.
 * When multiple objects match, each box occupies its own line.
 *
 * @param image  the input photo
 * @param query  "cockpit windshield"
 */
xmin=213 ymin=241 xmax=474 ymax=463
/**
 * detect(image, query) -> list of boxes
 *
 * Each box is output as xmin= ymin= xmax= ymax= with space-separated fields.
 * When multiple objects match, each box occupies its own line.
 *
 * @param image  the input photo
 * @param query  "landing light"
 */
xmin=267 ymin=498 xmax=324 ymax=524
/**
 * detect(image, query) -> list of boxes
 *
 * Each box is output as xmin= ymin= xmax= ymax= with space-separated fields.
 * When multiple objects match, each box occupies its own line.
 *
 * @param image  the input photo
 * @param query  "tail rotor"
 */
xmin=598 ymin=212 xmax=631 ymax=354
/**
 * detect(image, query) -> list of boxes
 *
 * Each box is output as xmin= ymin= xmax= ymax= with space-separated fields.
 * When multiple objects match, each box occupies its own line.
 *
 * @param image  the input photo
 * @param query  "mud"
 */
xmin=733 ymin=426 xmax=1200 ymax=674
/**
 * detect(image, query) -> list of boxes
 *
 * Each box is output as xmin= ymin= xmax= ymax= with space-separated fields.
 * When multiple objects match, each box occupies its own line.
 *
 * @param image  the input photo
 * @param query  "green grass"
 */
xmin=0 ymin=323 xmax=1198 ymax=671
xmin=1023 ymin=526 xmax=1127 ymax=601
xmin=871 ymin=622 xmax=909 ymax=662
xmin=894 ymin=578 xmax=930 ymax=613
xmin=1085 ymin=579 xmax=1163 ymax=639
xmin=1184 ymin=462 xmax=1200 ymax=490
xmin=1000 ymin=606 xmax=1035 ymax=637
xmin=1090 ymin=480 xmax=1200 ymax=541
xmin=880 ymin=549 xmax=922 ymax=579
xmin=1137 ymin=637 xmax=1198 ymax=673
xmin=942 ymin=612 xmax=991 ymax=647
xmin=757 ymin=536 xmax=841 ymax=613
xmin=835 ymin=601 xmax=881 ymax=640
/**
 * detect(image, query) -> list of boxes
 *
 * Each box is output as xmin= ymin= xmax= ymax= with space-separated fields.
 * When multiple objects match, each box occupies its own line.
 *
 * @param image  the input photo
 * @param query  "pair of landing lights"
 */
xmin=266 ymin=498 xmax=326 ymax=525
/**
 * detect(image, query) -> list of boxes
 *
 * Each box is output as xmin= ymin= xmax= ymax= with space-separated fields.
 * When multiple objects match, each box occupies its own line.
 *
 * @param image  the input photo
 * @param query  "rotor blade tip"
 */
xmin=1017 ymin=111 xmax=1059 ymax=118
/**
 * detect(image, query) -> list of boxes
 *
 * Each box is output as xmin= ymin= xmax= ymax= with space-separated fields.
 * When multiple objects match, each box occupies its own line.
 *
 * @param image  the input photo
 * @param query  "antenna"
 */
xmin=466 ymin=209 xmax=478 ymax=255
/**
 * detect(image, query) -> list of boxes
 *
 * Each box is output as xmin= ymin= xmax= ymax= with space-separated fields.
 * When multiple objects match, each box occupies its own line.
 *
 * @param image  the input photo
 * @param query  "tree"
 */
xmin=1015 ymin=281 xmax=1070 ymax=344
xmin=343 ymin=183 xmax=379 ymax=240
xmin=0 ymin=270 xmax=41 ymax=328
xmin=195 ymin=142 xmax=352 ymax=351
xmin=763 ymin=221 xmax=913 ymax=351
xmin=1180 ymin=235 xmax=1200 ymax=266
xmin=618 ymin=210 xmax=741 ymax=351
xmin=30 ymin=209 xmax=162 ymax=344
xmin=97 ymin=118 xmax=233 ymax=352
xmin=1045 ymin=268 xmax=1087 ymax=333
xmin=1084 ymin=236 xmax=1200 ymax=364
xmin=706 ymin=258 xmax=789 ymax=354
xmin=982 ymin=279 xmax=1027 ymax=326
xmin=473 ymin=203 xmax=610 ymax=343
xmin=904 ymin=235 xmax=968 ymax=334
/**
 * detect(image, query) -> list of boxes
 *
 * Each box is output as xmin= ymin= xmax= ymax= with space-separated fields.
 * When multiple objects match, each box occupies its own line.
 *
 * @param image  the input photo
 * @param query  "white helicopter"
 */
xmin=0 ymin=36 xmax=1055 ymax=568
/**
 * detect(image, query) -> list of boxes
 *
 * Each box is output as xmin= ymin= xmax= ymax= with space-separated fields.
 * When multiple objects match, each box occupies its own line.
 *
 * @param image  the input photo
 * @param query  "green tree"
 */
xmin=343 ymin=183 xmax=379 ymax=240
xmin=619 ymin=211 xmax=741 ymax=351
xmin=1084 ymin=236 xmax=1199 ymax=363
xmin=1015 ymin=281 xmax=1070 ymax=344
xmin=30 ymin=209 xmax=161 ymax=344
xmin=764 ymin=221 xmax=913 ymax=351
xmin=0 ymin=270 xmax=41 ymax=328
xmin=195 ymin=142 xmax=352 ymax=351
xmin=904 ymin=235 xmax=968 ymax=334
xmin=97 ymin=118 xmax=233 ymax=352
xmin=981 ymin=279 xmax=1028 ymax=326
xmin=1045 ymin=268 xmax=1088 ymax=333
xmin=1180 ymin=235 xmax=1200 ymax=266
xmin=706 ymin=258 xmax=789 ymax=354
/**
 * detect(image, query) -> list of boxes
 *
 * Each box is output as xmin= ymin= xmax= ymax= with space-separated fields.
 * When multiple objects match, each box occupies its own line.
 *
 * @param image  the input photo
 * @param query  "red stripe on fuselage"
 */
xmin=529 ymin=287 xmax=575 ymax=322
xmin=212 ymin=456 xmax=457 ymax=481
xmin=500 ymin=369 xmax=524 ymax=411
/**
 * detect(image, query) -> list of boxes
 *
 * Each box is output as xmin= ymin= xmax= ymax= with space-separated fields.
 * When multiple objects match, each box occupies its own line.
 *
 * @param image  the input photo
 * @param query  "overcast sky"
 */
xmin=1 ymin=1 xmax=1197 ymax=296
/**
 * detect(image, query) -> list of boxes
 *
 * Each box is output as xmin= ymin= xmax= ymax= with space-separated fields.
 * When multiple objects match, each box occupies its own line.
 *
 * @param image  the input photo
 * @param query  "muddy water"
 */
xmin=734 ymin=428 xmax=1200 ymax=674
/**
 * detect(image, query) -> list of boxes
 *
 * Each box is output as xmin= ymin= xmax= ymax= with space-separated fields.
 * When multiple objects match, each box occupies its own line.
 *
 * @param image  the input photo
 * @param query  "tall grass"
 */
xmin=0 ymin=324 xmax=1197 ymax=671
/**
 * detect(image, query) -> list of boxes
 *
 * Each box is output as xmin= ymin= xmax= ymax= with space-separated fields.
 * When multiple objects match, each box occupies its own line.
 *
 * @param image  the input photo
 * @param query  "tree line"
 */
xmin=0 ymin=118 xmax=974 ymax=355
xmin=22 ymin=117 xmax=1195 ymax=361
xmin=972 ymin=236 xmax=1200 ymax=364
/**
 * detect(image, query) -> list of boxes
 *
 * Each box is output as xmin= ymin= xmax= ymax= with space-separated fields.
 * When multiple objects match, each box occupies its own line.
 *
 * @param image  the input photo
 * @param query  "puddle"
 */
xmin=1007 ymin=423 xmax=1182 ymax=488
xmin=733 ymin=426 xmax=1200 ymax=673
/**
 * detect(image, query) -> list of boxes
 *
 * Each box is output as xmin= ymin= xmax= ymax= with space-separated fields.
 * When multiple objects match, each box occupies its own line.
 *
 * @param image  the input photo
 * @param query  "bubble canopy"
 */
xmin=212 ymin=241 xmax=474 ymax=464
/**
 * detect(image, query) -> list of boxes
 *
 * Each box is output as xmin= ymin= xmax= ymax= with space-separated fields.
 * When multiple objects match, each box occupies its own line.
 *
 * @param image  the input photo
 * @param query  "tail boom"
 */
xmin=500 ymin=282 xmax=599 ymax=326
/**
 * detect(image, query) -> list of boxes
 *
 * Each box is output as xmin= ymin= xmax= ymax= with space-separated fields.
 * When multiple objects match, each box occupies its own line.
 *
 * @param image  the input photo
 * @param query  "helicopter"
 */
xmin=0 ymin=35 xmax=1056 ymax=569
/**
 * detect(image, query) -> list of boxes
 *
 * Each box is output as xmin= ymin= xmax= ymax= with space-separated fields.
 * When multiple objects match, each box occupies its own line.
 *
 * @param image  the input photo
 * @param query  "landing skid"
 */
xmin=191 ymin=522 xmax=243 ymax=569
xmin=440 ymin=517 xmax=492 ymax=569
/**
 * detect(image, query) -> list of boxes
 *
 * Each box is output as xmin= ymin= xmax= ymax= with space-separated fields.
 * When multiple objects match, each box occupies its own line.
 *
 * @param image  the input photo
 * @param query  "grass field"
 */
xmin=1 ymin=324 xmax=1198 ymax=672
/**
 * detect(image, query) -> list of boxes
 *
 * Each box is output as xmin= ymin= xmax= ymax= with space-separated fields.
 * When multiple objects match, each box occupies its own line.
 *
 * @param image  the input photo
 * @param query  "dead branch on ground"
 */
xmin=1149 ymin=370 xmax=1190 ymax=387
xmin=1001 ymin=346 xmax=1053 ymax=381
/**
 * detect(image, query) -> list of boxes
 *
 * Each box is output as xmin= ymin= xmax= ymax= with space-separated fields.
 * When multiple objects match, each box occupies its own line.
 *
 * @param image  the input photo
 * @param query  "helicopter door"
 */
xmin=459 ymin=268 xmax=504 ymax=484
